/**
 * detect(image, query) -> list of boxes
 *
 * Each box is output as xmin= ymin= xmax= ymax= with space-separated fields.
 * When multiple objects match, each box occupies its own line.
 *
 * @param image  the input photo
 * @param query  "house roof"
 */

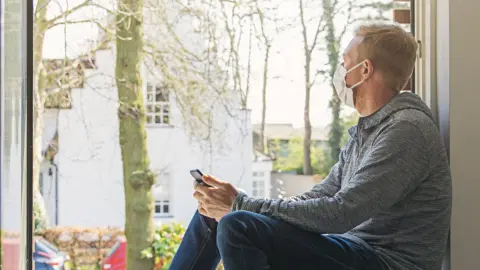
xmin=252 ymin=123 xmax=329 ymax=141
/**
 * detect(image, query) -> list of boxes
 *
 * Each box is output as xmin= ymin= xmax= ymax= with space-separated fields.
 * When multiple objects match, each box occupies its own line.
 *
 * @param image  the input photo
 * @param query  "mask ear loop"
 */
xmin=346 ymin=60 xmax=366 ymax=89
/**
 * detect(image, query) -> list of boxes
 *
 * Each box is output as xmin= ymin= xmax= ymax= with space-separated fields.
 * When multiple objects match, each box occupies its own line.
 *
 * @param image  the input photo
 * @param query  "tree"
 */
xmin=272 ymin=137 xmax=327 ymax=176
xmin=323 ymin=0 xmax=346 ymax=170
xmin=298 ymin=0 xmax=327 ymax=175
xmin=115 ymin=0 xmax=155 ymax=268
xmin=252 ymin=0 xmax=281 ymax=154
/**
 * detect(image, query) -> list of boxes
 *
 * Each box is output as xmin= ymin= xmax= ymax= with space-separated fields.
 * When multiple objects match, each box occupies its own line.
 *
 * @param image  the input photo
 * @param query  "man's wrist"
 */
xmin=230 ymin=191 xmax=247 ymax=212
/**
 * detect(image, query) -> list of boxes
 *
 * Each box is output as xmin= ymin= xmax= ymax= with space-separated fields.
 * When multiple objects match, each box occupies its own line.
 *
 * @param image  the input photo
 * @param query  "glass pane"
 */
xmin=1 ymin=0 xmax=29 ymax=267
xmin=163 ymin=115 xmax=169 ymax=124
xmin=155 ymin=104 xmax=162 ymax=113
xmin=163 ymin=204 xmax=169 ymax=213
xmin=163 ymin=104 xmax=169 ymax=113
xmin=147 ymin=93 xmax=153 ymax=102
xmin=146 ymin=84 xmax=153 ymax=94
xmin=155 ymin=115 xmax=161 ymax=124
xmin=155 ymin=204 xmax=161 ymax=213
xmin=147 ymin=105 xmax=154 ymax=113
xmin=147 ymin=115 xmax=153 ymax=123
xmin=155 ymin=87 xmax=167 ymax=102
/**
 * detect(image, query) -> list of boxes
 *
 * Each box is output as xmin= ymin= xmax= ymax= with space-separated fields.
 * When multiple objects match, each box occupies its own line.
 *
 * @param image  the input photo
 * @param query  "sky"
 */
xmin=42 ymin=0 xmax=391 ymax=129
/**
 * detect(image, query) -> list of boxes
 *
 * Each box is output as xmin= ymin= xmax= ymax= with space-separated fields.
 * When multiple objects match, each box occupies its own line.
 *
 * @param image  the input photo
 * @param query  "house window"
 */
xmin=155 ymin=200 xmax=170 ymax=216
xmin=252 ymin=171 xmax=266 ymax=197
xmin=146 ymin=83 xmax=170 ymax=125
xmin=253 ymin=171 xmax=264 ymax=177
xmin=153 ymin=172 xmax=172 ymax=217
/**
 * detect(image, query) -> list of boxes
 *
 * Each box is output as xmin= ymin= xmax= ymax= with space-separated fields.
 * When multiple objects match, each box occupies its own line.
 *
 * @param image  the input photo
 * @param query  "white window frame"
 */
xmin=252 ymin=171 xmax=266 ymax=197
xmin=154 ymin=200 xmax=171 ymax=217
xmin=414 ymin=0 xmax=437 ymax=116
xmin=153 ymin=172 xmax=172 ymax=218
xmin=145 ymin=83 xmax=170 ymax=126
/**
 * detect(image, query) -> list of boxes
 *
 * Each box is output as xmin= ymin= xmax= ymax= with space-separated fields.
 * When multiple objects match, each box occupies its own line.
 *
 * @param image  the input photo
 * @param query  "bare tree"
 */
xmin=298 ymin=0 xmax=326 ymax=175
xmin=252 ymin=0 xmax=276 ymax=154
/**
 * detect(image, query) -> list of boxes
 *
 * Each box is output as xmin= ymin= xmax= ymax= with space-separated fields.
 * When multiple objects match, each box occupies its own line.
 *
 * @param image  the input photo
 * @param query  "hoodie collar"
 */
xmin=358 ymin=92 xmax=431 ymax=130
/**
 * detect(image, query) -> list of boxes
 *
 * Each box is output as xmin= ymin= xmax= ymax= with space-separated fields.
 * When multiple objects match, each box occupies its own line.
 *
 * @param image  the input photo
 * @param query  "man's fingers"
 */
xmin=202 ymin=175 xmax=226 ymax=188
xmin=194 ymin=183 xmax=215 ymax=196
xmin=193 ymin=191 xmax=207 ymax=202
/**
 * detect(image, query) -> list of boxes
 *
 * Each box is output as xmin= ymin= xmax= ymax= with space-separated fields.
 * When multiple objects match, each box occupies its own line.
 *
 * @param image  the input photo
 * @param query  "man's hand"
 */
xmin=193 ymin=175 xmax=239 ymax=221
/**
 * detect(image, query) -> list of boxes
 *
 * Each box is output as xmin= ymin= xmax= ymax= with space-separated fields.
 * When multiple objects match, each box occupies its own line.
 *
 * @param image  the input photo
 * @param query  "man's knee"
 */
xmin=217 ymin=211 xmax=257 ymax=243
xmin=218 ymin=211 xmax=253 ymax=231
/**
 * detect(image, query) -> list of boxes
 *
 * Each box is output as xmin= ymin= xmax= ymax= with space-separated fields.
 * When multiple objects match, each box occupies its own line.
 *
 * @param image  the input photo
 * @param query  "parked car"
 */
xmin=101 ymin=237 xmax=126 ymax=270
xmin=33 ymin=237 xmax=71 ymax=270
xmin=2 ymin=237 xmax=70 ymax=270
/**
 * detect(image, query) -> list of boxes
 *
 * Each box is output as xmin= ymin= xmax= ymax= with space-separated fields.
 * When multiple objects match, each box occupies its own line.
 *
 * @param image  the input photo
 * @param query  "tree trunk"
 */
xmin=299 ymin=0 xmax=313 ymax=175
xmin=259 ymin=45 xmax=270 ymax=154
xmin=303 ymin=63 xmax=313 ymax=175
xmin=322 ymin=0 xmax=343 ymax=166
xmin=32 ymin=0 xmax=50 ymax=231
xmin=115 ymin=0 xmax=155 ymax=268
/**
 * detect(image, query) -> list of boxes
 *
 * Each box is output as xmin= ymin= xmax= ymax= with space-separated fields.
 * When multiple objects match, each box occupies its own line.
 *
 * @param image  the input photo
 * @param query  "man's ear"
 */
xmin=362 ymin=59 xmax=374 ymax=80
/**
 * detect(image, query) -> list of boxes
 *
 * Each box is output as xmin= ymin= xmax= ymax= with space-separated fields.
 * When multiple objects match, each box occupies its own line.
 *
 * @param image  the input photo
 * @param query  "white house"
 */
xmin=38 ymin=1 xmax=258 ymax=227
xmin=251 ymin=150 xmax=274 ymax=199
xmin=39 ymin=49 xmax=254 ymax=228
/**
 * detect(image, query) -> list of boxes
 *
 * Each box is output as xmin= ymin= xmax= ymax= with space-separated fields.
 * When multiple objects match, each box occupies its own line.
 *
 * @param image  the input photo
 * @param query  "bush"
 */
xmin=141 ymin=223 xmax=224 ymax=270
xmin=141 ymin=223 xmax=185 ymax=269
xmin=36 ymin=227 xmax=123 ymax=269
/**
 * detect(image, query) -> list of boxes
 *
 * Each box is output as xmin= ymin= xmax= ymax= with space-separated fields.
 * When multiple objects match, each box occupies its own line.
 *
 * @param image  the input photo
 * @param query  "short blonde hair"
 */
xmin=355 ymin=23 xmax=417 ymax=91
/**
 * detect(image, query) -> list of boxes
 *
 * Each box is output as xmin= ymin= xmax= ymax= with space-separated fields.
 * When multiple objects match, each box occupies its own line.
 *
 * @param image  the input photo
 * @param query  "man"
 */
xmin=170 ymin=23 xmax=452 ymax=270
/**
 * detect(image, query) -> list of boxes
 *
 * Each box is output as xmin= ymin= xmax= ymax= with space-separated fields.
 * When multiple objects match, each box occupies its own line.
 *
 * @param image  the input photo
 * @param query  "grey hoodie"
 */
xmin=232 ymin=92 xmax=452 ymax=270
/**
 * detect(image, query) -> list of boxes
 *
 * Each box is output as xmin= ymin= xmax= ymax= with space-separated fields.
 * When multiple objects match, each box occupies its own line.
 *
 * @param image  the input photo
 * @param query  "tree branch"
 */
xmin=46 ymin=0 xmax=91 ymax=25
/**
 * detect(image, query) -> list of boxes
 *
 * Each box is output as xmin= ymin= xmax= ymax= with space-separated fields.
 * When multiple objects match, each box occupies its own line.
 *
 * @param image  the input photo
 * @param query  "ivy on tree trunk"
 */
xmin=115 ymin=0 xmax=155 ymax=268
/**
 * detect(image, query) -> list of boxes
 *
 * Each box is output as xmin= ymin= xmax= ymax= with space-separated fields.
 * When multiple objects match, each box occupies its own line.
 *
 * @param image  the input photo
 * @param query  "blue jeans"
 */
xmin=170 ymin=210 xmax=388 ymax=270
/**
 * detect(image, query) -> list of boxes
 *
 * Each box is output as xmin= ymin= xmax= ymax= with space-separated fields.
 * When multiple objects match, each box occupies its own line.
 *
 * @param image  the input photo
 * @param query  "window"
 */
xmin=1 ymin=0 xmax=34 ymax=265
xmin=146 ymin=83 xmax=170 ymax=125
xmin=155 ymin=200 xmax=170 ymax=216
xmin=253 ymin=171 xmax=264 ymax=177
xmin=252 ymin=171 xmax=266 ymax=197
xmin=153 ymin=172 xmax=172 ymax=217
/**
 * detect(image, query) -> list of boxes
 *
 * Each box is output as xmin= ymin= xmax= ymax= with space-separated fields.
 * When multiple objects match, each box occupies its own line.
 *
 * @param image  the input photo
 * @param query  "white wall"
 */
xmin=435 ymin=0 xmax=480 ymax=269
xmin=55 ymin=49 xmax=125 ymax=227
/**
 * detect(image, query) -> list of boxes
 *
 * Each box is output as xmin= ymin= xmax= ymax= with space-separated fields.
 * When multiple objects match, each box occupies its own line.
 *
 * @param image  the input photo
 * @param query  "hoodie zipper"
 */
xmin=356 ymin=118 xmax=363 ymax=156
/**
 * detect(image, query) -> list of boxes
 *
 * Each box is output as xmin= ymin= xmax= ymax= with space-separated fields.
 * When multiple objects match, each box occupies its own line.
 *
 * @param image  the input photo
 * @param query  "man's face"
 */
xmin=342 ymin=36 xmax=364 ymax=89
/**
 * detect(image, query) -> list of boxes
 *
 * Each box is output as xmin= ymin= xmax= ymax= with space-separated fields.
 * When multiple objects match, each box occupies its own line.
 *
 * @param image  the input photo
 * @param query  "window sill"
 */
xmin=154 ymin=215 xmax=174 ymax=219
xmin=146 ymin=124 xmax=174 ymax=129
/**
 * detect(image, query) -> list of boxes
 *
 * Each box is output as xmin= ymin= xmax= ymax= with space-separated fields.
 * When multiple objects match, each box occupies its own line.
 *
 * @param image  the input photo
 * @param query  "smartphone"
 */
xmin=190 ymin=169 xmax=212 ymax=187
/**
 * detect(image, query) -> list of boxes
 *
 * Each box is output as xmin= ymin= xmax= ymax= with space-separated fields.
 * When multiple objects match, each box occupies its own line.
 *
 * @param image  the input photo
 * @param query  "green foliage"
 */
xmin=271 ymin=137 xmax=329 ymax=177
xmin=141 ymin=223 xmax=186 ymax=270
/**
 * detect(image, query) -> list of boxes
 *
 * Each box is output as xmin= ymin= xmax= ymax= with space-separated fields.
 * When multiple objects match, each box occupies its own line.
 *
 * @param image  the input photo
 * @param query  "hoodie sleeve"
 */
xmin=232 ymin=121 xmax=429 ymax=234
xmin=257 ymin=137 xmax=348 ymax=204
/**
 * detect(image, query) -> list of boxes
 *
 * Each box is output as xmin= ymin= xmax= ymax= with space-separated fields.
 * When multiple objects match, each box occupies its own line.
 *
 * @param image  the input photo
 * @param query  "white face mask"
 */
xmin=333 ymin=61 xmax=365 ymax=109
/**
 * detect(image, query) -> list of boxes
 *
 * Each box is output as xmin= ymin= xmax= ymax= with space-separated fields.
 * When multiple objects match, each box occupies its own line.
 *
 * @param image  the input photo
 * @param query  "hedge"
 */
xmin=36 ymin=227 xmax=124 ymax=268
